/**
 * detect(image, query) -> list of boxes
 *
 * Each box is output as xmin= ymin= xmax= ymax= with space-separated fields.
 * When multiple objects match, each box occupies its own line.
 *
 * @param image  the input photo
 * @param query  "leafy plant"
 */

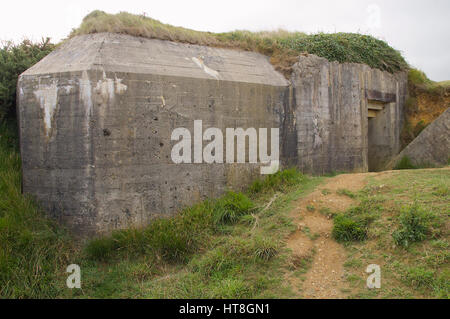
xmin=394 ymin=156 xmax=417 ymax=170
xmin=213 ymin=191 xmax=255 ymax=225
xmin=0 ymin=39 xmax=54 ymax=121
xmin=392 ymin=204 xmax=434 ymax=247
xmin=332 ymin=214 xmax=368 ymax=242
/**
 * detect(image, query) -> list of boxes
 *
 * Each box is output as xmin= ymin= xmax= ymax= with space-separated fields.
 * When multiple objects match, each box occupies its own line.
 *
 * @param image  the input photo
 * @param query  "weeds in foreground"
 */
xmin=332 ymin=197 xmax=382 ymax=242
xmin=0 ymin=122 xmax=72 ymax=298
xmin=392 ymin=204 xmax=435 ymax=248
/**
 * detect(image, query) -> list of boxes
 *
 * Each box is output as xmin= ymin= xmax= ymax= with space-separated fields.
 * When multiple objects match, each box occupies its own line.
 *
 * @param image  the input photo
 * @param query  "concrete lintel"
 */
xmin=366 ymin=89 xmax=396 ymax=103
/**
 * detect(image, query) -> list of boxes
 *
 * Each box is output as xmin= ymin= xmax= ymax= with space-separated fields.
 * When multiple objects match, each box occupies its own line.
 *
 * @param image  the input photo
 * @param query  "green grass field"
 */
xmin=334 ymin=169 xmax=449 ymax=298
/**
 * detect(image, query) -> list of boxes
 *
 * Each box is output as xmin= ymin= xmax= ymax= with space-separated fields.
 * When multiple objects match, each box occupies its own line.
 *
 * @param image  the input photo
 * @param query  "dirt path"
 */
xmin=285 ymin=172 xmax=379 ymax=298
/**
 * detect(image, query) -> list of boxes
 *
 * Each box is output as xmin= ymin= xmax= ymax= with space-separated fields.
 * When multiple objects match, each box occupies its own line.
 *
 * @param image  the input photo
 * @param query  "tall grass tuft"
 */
xmin=394 ymin=156 xmax=417 ymax=170
xmin=392 ymin=204 xmax=434 ymax=247
xmin=85 ymin=191 xmax=256 ymax=263
xmin=248 ymin=168 xmax=307 ymax=195
xmin=0 ymin=122 xmax=72 ymax=298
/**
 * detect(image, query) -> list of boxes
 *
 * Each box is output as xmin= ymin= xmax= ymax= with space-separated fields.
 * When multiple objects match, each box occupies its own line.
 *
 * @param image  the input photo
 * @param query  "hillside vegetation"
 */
xmin=0 ymin=123 xmax=72 ymax=298
xmin=0 ymin=39 xmax=55 ymax=121
xmin=70 ymin=10 xmax=408 ymax=76
xmin=332 ymin=169 xmax=449 ymax=298
xmin=401 ymin=69 xmax=450 ymax=147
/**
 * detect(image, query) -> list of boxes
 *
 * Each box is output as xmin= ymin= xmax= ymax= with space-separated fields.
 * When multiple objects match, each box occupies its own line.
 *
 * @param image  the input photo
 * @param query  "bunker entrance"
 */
xmin=367 ymin=100 xmax=389 ymax=172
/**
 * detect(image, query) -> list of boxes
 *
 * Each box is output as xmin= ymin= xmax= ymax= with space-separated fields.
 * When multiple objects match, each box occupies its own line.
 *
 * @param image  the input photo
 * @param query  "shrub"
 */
xmin=394 ymin=156 xmax=417 ymax=170
xmin=213 ymin=191 xmax=255 ymax=225
xmin=408 ymin=68 xmax=432 ymax=87
xmin=248 ymin=168 xmax=306 ymax=195
xmin=332 ymin=214 xmax=368 ymax=242
xmin=332 ymin=197 xmax=382 ymax=242
xmin=432 ymin=185 xmax=449 ymax=197
xmin=392 ymin=204 xmax=433 ymax=247
xmin=413 ymin=120 xmax=428 ymax=137
xmin=337 ymin=188 xmax=357 ymax=199
xmin=253 ymin=236 xmax=279 ymax=261
xmin=0 ymin=39 xmax=54 ymax=121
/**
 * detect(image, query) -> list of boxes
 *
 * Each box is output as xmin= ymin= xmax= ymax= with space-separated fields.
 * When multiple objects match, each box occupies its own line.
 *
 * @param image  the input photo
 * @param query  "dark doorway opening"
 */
xmin=367 ymin=100 xmax=388 ymax=172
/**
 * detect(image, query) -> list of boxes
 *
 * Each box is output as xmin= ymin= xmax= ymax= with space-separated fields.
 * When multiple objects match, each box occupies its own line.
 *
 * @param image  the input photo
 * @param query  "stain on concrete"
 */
xmin=33 ymin=81 xmax=58 ymax=138
xmin=192 ymin=57 xmax=220 ymax=80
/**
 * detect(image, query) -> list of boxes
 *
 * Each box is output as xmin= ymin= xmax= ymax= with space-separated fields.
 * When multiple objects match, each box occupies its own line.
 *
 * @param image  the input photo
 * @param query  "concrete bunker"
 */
xmin=17 ymin=33 xmax=407 ymax=236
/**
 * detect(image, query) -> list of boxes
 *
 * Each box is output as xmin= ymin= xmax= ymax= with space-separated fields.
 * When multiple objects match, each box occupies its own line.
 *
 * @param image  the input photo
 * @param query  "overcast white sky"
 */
xmin=1 ymin=0 xmax=449 ymax=81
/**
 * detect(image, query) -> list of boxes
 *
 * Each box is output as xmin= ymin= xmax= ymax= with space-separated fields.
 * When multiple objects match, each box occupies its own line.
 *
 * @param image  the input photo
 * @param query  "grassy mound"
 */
xmin=70 ymin=10 xmax=408 ymax=76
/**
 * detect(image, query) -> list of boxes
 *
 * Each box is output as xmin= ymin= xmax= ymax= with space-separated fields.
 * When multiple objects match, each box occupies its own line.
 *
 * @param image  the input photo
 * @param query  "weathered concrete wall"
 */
xmin=291 ymin=55 xmax=407 ymax=174
xmin=18 ymin=33 xmax=288 ymax=236
xmin=386 ymin=107 xmax=450 ymax=169
xmin=17 ymin=33 xmax=407 ymax=236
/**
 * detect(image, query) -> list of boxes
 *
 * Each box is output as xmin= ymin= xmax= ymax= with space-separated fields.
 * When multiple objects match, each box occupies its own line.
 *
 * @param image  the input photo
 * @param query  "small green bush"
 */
xmin=408 ymin=69 xmax=432 ymax=87
xmin=0 ymin=39 xmax=54 ymax=121
xmin=413 ymin=120 xmax=428 ymax=136
xmin=332 ymin=197 xmax=382 ymax=242
xmin=394 ymin=156 xmax=417 ymax=170
xmin=213 ymin=191 xmax=255 ymax=225
xmin=392 ymin=204 xmax=433 ymax=247
xmin=253 ymin=236 xmax=279 ymax=261
xmin=332 ymin=214 xmax=368 ymax=242
xmin=190 ymin=237 xmax=260 ymax=278
xmin=248 ymin=168 xmax=306 ymax=195
xmin=337 ymin=188 xmax=357 ymax=199
xmin=432 ymin=185 xmax=449 ymax=197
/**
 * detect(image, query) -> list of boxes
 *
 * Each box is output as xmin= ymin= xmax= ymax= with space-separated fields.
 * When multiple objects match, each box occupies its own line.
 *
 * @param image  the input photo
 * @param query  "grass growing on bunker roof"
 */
xmin=70 ymin=10 xmax=409 ymax=76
